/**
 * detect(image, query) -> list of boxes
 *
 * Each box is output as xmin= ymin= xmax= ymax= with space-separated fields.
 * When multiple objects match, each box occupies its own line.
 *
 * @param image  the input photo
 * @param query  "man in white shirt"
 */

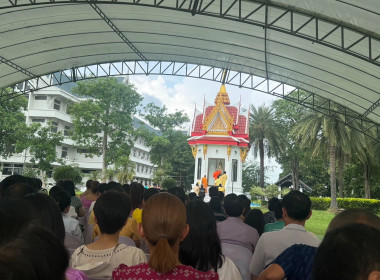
xmin=50 ymin=189 xmax=83 ymax=243
xmin=250 ymin=190 xmax=320 ymax=279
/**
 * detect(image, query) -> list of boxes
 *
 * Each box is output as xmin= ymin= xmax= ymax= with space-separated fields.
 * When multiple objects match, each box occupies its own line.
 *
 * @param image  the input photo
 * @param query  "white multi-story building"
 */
xmin=0 ymin=78 xmax=158 ymax=186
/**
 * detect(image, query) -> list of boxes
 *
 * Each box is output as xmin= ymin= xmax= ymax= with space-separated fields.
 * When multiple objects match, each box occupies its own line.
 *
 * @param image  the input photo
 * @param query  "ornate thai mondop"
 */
xmin=188 ymin=84 xmax=250 ymax=194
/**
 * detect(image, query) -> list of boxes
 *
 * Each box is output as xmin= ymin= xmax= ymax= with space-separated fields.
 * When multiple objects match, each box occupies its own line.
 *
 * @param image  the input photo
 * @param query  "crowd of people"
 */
xmin=1 ymin=174 xmax=380 ymax=280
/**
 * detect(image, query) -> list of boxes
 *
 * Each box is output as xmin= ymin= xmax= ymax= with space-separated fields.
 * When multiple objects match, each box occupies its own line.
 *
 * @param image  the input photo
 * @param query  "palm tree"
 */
xmin=249 ymin=105 xmax=284 ymax=188
xmin=291 ymin=112 xmax=365 ymax=209
xmin=115 ymin=156 xmax=136 ymax=185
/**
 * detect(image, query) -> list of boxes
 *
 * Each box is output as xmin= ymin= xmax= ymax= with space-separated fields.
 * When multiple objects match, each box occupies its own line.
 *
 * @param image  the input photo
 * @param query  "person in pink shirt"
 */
xmin=112 ymin=192 xmax=219 ymax=280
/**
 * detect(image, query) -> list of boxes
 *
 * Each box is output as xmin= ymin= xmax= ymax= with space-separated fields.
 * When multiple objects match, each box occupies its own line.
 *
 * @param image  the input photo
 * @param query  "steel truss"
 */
xmin=1 ymin=61 xmax=379 ymax=142
xmin=2 ymin=0 xmax=380 ymax=67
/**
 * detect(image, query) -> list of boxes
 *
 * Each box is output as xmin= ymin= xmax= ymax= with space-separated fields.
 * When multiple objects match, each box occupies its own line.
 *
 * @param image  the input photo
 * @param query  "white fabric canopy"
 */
xmin=0 ymin=0 xmax=379 ymax=124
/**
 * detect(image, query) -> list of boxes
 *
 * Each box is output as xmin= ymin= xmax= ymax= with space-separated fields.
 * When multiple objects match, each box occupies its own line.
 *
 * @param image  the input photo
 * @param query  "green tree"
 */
xmin=152 ymin=168 xmax=167 ymax=186
xmin=291 ymin=112 xmax=365 ymax=209
xmin=53 ymin=164 xmax=83 ymax=184
xmin=161 ymin=177 xmax=177 ymax=189
xmin=249 ymin=186 xmax=266 ymax=200
xmin=249 ymin=105 xmax=284 ymax=188
xmin=0 ymin=93 xmax=29 ymax=157
xmin=68 ymin=78 xmax=142 ymax=178
xmin=242 ymin=161 xmax=267 ymax=193
xmin=265 ymin=184 xmax=280 ymax=198
xmin=115 ymin=156 xmax=136 ymax=184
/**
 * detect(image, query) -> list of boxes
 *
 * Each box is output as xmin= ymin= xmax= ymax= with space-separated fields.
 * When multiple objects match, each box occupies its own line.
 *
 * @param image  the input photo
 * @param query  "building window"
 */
xmin=61 ymin=147 xmax=68 ymax=158
xmin=51 ymin=122 xmax=59 ymax=133
xmin=32 ymin=118 xmax=45 ymax=123
xmin=133 ymin=150 xmax=136 ymax=157
xmin=53 ymin=99 xmax=61 ymax=111
xmin=232 ymin=159 xmax=238 ymax=182
xmin=2 ymin=164 xmax=23 ymax=175
xmin=197 ymin=158 xmax=202 ymax=180
xmin=64 ymin=126 xmax=70 ymax=136
xmin=35 ymin=95 xmax=47 ymax=100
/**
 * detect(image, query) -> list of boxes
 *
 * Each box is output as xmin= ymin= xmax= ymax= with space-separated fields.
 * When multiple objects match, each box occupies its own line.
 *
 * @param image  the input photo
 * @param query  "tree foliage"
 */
xmin=115 ymin=156 xmax=136 ymax=184
xmin=0 ymin=93 xmax=29 ymax=157
xmin=68 ymin=77 xmax=142 ymax=175
xmin=53 ymin=164 xmax=83 ymax=184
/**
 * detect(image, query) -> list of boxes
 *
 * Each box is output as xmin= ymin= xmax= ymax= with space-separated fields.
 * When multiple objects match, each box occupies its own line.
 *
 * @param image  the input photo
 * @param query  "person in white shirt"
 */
xmin=250 ymin=190 xmax=320 ymax=279
xmin=50 ymin=189 xmax=83 ymax=243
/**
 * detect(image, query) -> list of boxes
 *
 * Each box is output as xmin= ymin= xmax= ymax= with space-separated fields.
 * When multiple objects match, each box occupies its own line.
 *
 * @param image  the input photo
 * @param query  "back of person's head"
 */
xmin=188 ymin=192 xmax=197 ymax=201
xmin=218 ymin=191 xmax=225 ymax=201
xmin=85 ymin=179 xmax=93 ymax=190
xmin=0 ymin=198 xmax=34 ymax=246
xmin=313 ymin=223 xmax=380 ymax=280
xmin=167 ymin=187 xmax=187 ymax=204
xmin=238 ymin=194 xmax=251 ymax=216
xmin=49 ymin=185 xmax=63 ymax=197
xmin=23 ymin=193 xmax=65 ymax=244
xmin=50 ymin=190 xmax=71 ymax=212
xmin=179 ymin=199 xmax=223 ymax=272
xmin=122 ymin=184 xmax=130 ymax=194
xmin=209 ymin=196 xmax=223 ymax=213
xmin=223 ymin=193 xmax=243 ymax=217
xmin=143 ymin=188 xmax=159 ymax=202
xmin=282 ymin=190 xmax=311 ymax=221
xmin=142 ymin=193 xmax=187 ymax=274
xmin=107 ymin=182 xmax=124 ymax=193
xmin=208 ymin=186 xmax=218 ymax=197
xmin=3 ymin=183 xmax=35 ymax=198
xmin=130 ymin=182 xmax=145 ymax=209
xmin=94 ymin=191 xmax=131 ymax=234
xmin=0 ymin=225 xmax=68 ymax=280
xmin=26 ymin=177 xmax=42 ymax=192
xmin=274 ymin=200 xmax=283 ymax=220
xmin=97 ymin=183 xmax=109 ymax=195
xmin=0 ymin=175 xmax=28 ymax=196
xmin=61 ymin=180 xmax=76 ymax=197
xmin=244 ymin=209 xmax=264 ymax=236
xmin=90 ymin=180 xmax=100 ymax=194
xmin=268 ymin=197 xmax=280 ymax=211
xmin=327 ymin=208 xmax=380 ymax=232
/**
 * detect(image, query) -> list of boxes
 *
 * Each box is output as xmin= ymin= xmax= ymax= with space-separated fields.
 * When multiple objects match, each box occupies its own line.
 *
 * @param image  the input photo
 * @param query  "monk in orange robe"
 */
xmin=201 ymin=175 xmax=208 ymax=193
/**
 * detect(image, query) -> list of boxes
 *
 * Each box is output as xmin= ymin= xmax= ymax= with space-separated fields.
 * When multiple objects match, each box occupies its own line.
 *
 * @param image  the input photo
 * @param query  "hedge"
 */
xmin=310 ymin=197 xmax=380 ymax=213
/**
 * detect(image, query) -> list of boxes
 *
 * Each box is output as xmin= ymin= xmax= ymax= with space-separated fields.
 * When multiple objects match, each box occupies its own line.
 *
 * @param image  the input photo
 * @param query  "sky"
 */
xmin=129 ymin=75 xmax=283 ymax=183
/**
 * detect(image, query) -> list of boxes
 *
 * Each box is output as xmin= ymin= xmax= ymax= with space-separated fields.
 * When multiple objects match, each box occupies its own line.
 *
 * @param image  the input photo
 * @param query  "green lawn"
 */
xmin=305 ymin=210 xmax=335 ymax=239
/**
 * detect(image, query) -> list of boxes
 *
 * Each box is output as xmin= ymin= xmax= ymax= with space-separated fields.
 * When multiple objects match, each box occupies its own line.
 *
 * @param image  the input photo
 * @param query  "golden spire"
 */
xmin=214 ymin=84 xmax=230 ymax=105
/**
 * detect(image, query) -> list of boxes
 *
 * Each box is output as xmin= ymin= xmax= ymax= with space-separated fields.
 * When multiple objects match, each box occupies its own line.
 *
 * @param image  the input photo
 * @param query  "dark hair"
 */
xmin=208 ymin=186 xmax=218 ymax=197
xmin=48 ymin=185 xmax=63 ymax=197
xmin=188 ymin=192 xmax=197 ymax=201
xmin=238 ymin=194 xmax=251 ymax=216
xmin=122 ymin=184 xmax=130 ymax=194
xmin=274 ymin=200 xmax=283 ymax=220
xmin=61 ymin=180 xmax=76 ymax=197
xmin=209 ymin=196 xmax=223 ymax=213
xmin=94 ymin=191 xmax=131 ymax=234
xmin=3 ymin=183 xmax=36 ymax=198
xmin=179 ymin=200 xmax=223 ymax=272
xmin=218 ymin=191 xmax=225 ymax=201
xmin=90 ymin=181 xmax=100 ymax=194
xmin=97 ymin=183 xmax=109 ymax=194
xmin=327 ymin=208 xmax=380 ymax=232
xmin=0 ymin=226 xmax=68 ymax=280
xmin=223 ymin=194 xmax=243 ymax=217
xmin=85 ymin=180 xmax=93 ymax=190
xmin=0 ymin=175 xmax=28 ymax=196
xmin=167 ymin=187 xmax=187 ymax=204
xmin=282 ymin=190 xmax=311 ymax=220
xmin=313 ymin=223 xmax=380 ymax=280
xmin=244 ymin=209 xmax=264 ymax=236
xmin=26 ymin=177 xmax=42 ymax=192
xmin=144 ymin=188 xmax=159 ymax=202
xmin=0 ymin=198 xmax=34 ymax=246
xmin=268 ymin=197 xmax=280 ymax=211
xmin=130 ymin=183 xmax=145 ymax=210
xmin=23 ymin=193 xmax=65 ymax=244
xmin=50 ymin=190 xmax=71 ymax=212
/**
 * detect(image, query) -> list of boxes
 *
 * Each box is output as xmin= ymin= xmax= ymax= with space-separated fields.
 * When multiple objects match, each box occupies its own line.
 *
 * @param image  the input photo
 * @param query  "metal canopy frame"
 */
xmin=1 ymin=60 xmax=379 ymax=142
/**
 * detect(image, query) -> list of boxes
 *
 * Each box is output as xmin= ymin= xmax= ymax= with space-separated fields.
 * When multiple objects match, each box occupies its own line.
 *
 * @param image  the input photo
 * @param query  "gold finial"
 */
xmin=214 ymin=84 xmax=230 ymax=105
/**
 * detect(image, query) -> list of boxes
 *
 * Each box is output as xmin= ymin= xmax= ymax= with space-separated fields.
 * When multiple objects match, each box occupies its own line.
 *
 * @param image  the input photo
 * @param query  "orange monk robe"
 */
xmin=213 ymin=170 xmax=221 ymax=180
xmin=201 ymin=177 xmax=208 ymax=188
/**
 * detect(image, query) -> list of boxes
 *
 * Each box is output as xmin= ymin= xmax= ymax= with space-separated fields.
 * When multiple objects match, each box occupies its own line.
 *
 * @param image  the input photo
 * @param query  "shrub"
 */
xmin=53 ymin=165 xmax=83 ymax=184
xmin=310 ymin=197 xmax=380 ymax=213
xmin=310 ymin=197 xmax=330 ymax=210
xmin=161 ymin=177 xmax=177 ymax=189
